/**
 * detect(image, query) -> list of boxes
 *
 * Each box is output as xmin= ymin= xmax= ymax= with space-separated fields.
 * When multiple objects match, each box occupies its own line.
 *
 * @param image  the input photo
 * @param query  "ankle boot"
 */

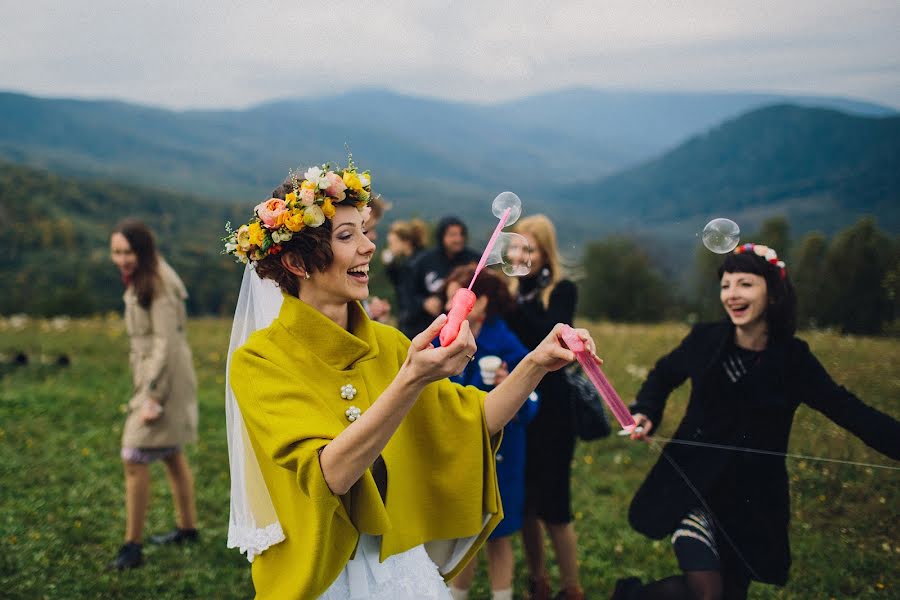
xmin=525 ymin=573 xmax=552 ymax=600
xmin=149 ymin=527 xmax=199 ymax=545
xmin=610 ymin=577 xmax=641 ymax=600
xmin=108 ymin=542 xmax=143 ymax=570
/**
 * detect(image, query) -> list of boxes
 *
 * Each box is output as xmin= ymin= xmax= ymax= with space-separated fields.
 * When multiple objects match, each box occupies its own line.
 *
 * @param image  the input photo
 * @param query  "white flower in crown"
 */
xmin=303 ymin=204 xmax=325 ymax=227
xmin=304 ymin=166 xmax=323 ymax=185
xmin=272 ymin=230 xmax=293 ymax=244
xmin=358 ymin=173 xmax=370 ymax=187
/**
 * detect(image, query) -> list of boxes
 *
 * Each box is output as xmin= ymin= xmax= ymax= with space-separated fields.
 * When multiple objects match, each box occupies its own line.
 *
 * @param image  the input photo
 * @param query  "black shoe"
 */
xmin=149 ymin=528 xmax=199 ymax=545
xmin=611 ymin=577 xmax=641 ymax=600
xmin=108 ymin=542 xmax=143 ymax=570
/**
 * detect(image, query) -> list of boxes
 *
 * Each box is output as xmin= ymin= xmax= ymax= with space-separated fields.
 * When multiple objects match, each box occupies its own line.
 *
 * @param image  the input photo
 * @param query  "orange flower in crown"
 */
xmin=223 ymin=156 xmax=372 ymax=264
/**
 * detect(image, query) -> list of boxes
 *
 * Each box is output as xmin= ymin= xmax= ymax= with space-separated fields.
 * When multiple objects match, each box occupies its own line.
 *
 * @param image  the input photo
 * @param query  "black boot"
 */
xmin=610 ymin=577 xmax=641 ymax=600
xmin=108 ymin=542 xmax=143 ymax=570
xmin=149 ymin=527 xmax=199 ymax=545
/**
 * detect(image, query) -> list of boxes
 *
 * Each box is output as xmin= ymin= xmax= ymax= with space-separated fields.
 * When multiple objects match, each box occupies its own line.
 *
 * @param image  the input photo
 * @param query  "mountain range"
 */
xmin=1 ymin=86 xmax=897 ymax=256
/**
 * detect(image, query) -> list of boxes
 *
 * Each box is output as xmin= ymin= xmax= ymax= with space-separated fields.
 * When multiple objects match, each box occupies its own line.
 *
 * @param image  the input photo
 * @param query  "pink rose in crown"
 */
xmin=255 ymin=198 xmax=288 ymax=229
xmin=324 ymin=172 xmax=347 ymax=201
xmin=299 ymin=186 xmax=316 ymax=206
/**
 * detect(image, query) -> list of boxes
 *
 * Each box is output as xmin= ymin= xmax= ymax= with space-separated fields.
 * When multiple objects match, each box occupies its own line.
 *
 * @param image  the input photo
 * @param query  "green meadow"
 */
xmin=0 ymin=317 xmax=897 ymax=599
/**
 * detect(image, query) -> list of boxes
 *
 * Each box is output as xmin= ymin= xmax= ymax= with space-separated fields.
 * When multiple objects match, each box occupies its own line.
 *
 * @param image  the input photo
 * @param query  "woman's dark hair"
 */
xmin=718 ymin=251 xmax=797 ymax=341
xmin=252 ymin=180 xmax=336 ymax=297
xmin=445 ymin=265 xmax=514 ymax=320
xmin=112 ymin=219 xmax=159 ymax=309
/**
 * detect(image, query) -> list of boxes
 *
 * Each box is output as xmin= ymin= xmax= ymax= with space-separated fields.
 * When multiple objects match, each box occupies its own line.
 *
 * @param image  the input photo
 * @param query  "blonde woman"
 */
xmin=507 ymin=215 xmax=583 ymax=600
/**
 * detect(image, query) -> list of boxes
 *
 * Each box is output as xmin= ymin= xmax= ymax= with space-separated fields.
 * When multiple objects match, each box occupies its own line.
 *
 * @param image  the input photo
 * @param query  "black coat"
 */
xmin=507 ymin=278 xmax=577 ymax=412
xmin=628 ymin=321 xmax=900 ymax=585
xmin=401 ymin=246 xmax=479 ymax=338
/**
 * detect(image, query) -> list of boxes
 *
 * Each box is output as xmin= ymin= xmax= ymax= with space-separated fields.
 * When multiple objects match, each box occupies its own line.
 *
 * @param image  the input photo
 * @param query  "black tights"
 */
xmin=632 ymin=571 xmax=749 ymax=600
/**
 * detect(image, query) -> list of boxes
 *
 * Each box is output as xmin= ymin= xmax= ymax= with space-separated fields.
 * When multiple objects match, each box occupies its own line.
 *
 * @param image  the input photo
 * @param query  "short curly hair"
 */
xmin=252 ymin=180 xmax=334 ymax=297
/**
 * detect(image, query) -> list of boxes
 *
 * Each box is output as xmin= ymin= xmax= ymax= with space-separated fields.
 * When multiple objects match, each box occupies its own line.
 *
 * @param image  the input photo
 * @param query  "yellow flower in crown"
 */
xmin=284 ymin=211 xmax=306 ymax=233
xmin=222 ymin=156 xmax=374 ymax=264
xmin=342 ymin=171 xmax=362 ymax=192
xmin=247 ymin=222 xmax=265 ymax=247
xmin=322 ymin=198 xmax=336 ymax=219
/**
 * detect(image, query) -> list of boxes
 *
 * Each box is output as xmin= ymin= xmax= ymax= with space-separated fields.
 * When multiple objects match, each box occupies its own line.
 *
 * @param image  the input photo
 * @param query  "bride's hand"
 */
xmin=527 ymin=324 xmax=600 ymax=373
xmin=404 ymin=314 xmax=477 ymax=384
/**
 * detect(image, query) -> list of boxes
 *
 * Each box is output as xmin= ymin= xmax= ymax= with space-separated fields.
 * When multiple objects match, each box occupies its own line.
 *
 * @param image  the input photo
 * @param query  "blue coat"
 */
xmin=447 ymin=316 xmax=538 ymax=537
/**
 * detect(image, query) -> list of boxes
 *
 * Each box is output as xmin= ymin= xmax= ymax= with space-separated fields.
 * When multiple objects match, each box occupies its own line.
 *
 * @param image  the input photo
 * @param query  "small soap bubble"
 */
xmin=492 ymin=192 xmax=522 ymax=226
xmin=702 ymin=218 xmax=740 ymax=253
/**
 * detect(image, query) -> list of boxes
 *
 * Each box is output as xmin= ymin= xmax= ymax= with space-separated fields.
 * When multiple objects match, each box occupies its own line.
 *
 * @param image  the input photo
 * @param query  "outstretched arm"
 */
xmin=799 ymin=343 xmax=900 ymax=460
xmin=484 ymin=324 xmax=598 ymax=435
xmin=629 ymin=326 xmax=700 ymax=439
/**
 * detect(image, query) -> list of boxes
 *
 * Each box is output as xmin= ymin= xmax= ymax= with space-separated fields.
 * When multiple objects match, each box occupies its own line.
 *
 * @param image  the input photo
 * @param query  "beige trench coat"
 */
xmin=121 ymin=259 xmax=198 ymax=449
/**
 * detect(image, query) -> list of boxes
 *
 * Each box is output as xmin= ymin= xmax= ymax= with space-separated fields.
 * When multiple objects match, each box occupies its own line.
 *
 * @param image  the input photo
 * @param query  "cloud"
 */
xmin=1 ymin=0 xmax=898 ymax=108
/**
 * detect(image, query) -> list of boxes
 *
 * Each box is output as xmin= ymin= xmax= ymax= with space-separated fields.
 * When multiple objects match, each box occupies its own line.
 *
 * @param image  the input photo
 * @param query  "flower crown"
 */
xmin=224 ymin=158 xmax=372 ymax=263
xmin=734 ymin=243 xmax=786 ymax=279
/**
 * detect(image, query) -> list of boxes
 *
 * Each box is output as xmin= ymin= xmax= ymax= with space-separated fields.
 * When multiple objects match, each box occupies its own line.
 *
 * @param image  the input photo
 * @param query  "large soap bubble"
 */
xmin=485 ymin=232 xmax=531 ymax=276
xmin=702 ymin=218 xmax=741 ymax=254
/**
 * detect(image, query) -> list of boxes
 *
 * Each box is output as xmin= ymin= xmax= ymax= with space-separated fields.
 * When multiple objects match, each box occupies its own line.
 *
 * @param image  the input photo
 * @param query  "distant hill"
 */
xmin=2 ymin=93 xmax=898 ymax=315
xmin=0 ymin=87 xmax=893 ymax=209
xmin=2 ymin=92 xmax=898 ymax=313
xmin=556 ymin=104 xmax=900 ymax=245
xmin=0 ymin=163 xmax=245 ymax=316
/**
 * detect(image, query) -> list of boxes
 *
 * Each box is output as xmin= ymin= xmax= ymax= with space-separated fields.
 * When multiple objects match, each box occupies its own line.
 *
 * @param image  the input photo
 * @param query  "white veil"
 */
xmin=225 ymin=263 xmax=286 ymax=561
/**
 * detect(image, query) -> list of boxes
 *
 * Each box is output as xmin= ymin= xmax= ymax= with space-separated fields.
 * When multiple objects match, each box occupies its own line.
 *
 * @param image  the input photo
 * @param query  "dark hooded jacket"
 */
xmin=400 ymin=217 xmax=478 ymax=338
xmin=628 ymin=321 xmax=900 ymax=584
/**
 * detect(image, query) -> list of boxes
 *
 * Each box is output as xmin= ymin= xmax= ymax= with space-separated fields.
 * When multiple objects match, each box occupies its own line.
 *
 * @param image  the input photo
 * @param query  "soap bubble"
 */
xmin=486 ymin=232 xmax=531 ymax=276
xmin=702 ymin=218 xmax=740 ymax=254
xmin=492 ymin=192 xmax=522 ymax=226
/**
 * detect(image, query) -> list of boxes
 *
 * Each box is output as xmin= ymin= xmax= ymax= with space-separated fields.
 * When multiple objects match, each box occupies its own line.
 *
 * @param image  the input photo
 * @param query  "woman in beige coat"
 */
xmin=108 ymin=219 xmax=199 ymax=570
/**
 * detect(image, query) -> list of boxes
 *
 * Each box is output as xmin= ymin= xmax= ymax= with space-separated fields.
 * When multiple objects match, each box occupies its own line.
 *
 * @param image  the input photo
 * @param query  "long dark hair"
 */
xmin=718 ymin=251 xmax=797 ymax=341
xmin=112 ymin=219 xmax=159 ymax=309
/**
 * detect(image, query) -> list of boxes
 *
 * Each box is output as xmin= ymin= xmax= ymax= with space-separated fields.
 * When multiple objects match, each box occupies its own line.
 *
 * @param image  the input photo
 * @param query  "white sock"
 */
xmin=449 ymin=586 xmax=469 ymax=600
xmin=492 ymin=589 xmax=513 ymax=600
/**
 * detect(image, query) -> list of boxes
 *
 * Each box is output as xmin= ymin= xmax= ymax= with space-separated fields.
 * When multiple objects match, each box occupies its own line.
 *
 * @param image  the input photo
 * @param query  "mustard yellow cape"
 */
xmin=230 ymin=295 xmax=503 ymax=599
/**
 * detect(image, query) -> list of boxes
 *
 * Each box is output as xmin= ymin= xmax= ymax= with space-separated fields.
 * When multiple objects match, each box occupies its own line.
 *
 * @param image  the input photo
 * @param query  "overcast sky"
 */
xmin=1 ymin=0 xmax=898 ymax=110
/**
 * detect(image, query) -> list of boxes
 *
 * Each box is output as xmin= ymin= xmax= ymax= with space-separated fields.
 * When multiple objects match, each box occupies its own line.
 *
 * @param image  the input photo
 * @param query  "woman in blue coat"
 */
xmin=442 ymin=265 xmax=539 ymax=600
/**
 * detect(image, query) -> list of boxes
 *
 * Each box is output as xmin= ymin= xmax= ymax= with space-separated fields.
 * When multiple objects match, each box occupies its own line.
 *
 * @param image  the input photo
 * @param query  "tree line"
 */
xmin=579 ymin=216 xmax=899 ymax=335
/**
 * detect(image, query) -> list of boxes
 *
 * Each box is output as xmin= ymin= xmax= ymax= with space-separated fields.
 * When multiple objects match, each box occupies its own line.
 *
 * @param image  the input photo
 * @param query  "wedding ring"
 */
xmin=465 ymin=354 xmax=475 ymax=362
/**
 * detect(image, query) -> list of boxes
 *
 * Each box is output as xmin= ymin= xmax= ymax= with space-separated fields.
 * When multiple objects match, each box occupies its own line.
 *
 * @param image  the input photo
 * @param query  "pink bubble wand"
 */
xmin=559 ymin=324 xmax=636 ymax=431
xmin=439 ymin=207 xmax=512 ymax=346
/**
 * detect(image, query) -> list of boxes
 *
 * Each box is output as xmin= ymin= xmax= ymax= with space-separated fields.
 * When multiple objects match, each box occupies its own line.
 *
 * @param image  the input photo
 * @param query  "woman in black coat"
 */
xmin=615 ymin=243 xmax=900 ymax=600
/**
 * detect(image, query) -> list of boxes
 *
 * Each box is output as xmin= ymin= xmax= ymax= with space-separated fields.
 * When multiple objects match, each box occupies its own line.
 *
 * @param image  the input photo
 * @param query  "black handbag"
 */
xmin=565 ymin=366 xmax=611 ymax=441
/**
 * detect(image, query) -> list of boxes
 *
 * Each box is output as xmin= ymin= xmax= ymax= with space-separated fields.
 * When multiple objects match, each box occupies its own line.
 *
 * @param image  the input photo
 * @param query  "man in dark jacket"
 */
xmin=400 ymin=216 xmax=479 ymax=338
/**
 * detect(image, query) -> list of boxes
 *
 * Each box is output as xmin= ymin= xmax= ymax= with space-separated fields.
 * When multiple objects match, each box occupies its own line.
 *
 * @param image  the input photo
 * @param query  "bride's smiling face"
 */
xmin=303 ymin=205 xmax=376 ymax=305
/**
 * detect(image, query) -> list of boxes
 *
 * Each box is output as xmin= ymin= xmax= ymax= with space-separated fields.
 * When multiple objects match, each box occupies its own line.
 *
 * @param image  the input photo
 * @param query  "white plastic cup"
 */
xmin=478 ymin=355 xmax=502 ymax=385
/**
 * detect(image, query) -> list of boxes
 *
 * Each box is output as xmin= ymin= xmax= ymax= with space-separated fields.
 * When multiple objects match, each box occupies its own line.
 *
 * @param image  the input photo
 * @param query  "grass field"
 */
xmin=0 ymin=316 xmax=897 ymax=599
